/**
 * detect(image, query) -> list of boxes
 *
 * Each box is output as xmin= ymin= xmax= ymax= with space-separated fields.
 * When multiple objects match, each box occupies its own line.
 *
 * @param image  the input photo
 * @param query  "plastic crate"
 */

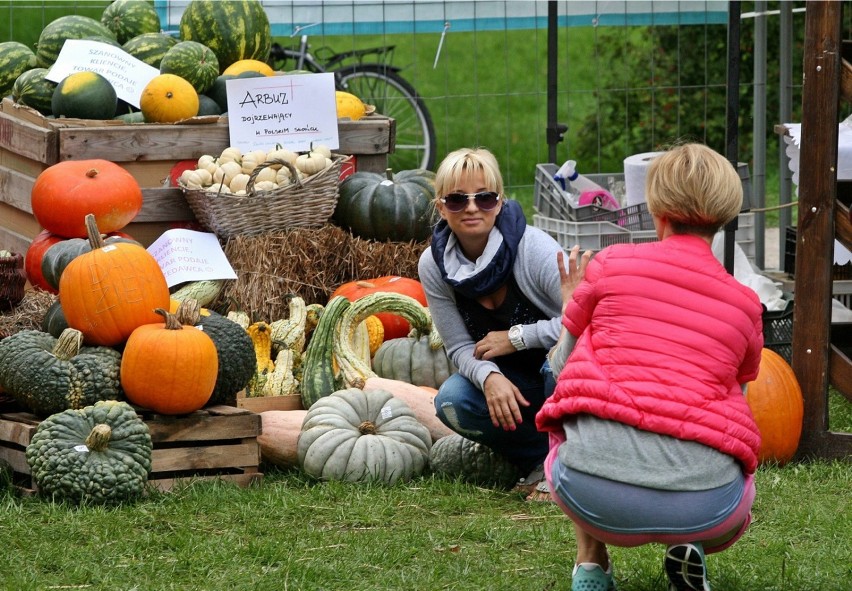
xmin=784 ymin=226 xmax=852 ymax=279
xmin=763 ymin=297 xmax=794 ymax=363
xmin=534 ymin=164 xmax=621 ymax=221
xmin=585 ymin=202 xmax=655 ymax=231
xmin=533 ymin=214 xmax=657 ymax=251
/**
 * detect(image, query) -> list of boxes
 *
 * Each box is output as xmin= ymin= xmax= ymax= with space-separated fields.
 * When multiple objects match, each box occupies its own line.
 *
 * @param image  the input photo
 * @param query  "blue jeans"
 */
xmin=435 ymin=361 xmax=555 ymax=474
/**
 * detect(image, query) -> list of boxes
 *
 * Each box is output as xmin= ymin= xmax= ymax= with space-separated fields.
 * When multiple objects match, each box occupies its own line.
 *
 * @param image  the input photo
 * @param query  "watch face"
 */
xmin=509 ymin=326 xmax=521 ymax=339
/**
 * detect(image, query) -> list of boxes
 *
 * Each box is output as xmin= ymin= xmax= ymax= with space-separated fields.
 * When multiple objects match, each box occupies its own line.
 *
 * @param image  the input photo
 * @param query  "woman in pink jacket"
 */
xmin=536 ymin=144 xmax=764 ymax=591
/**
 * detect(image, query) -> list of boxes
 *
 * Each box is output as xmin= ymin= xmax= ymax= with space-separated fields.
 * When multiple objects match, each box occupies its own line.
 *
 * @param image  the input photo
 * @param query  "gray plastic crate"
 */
xmin=533 ymin=214 xmax=657 ymax=251
xmin=534 ymin=164 xmax=622 ymax=221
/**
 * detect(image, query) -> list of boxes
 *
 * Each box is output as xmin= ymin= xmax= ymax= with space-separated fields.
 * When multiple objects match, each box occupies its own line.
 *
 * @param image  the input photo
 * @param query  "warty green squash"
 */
xmin=25 ymin=400 xmax=152 ymax=504
xmin=0 ymin=328 xmax=123 ymax=416
xmin=429 ymin=433 xmax=520 ymax=489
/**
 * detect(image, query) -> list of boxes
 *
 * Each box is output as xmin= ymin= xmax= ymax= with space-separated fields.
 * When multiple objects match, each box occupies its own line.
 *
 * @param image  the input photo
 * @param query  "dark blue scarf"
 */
xmin=430 ymin=199 xmax=527 ymax=299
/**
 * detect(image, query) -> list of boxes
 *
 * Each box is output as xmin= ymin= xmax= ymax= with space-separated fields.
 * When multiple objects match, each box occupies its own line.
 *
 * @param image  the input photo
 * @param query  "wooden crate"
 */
xmin=236 ymin=391 xmax=304 ymax=413
xmin=0 ymin=398 xmax=263 ymax=495
xmin=0 ymin=98 xmax=395 ymax=252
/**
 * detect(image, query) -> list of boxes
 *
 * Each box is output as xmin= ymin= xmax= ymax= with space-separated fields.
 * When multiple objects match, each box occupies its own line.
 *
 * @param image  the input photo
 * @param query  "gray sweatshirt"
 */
xmin=418 ymin=225 xmax=564 ymax=390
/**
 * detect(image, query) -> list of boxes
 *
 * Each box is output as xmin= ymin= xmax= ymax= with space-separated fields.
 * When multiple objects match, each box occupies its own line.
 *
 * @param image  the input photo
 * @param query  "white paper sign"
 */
xmin=147 ymin=229 xmax=237 ymax=288
xmin=46 ymin=39 xmax=160 ymax=108
xmin=225 ymin=72 xmax=340 ymax=152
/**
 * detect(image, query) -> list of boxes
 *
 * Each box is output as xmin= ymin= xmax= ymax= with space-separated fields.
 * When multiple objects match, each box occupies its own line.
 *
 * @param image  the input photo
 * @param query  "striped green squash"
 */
xmin=0 ymin=41 xmax=37 ymax=98
xmin=123 ymin=32 xmax=178 ymax=68
xmin=101 ymin=0 xmax=161 ymax=45
xmin=36 ymin=15 xmax=117 ymax=68
xmin=178 ymin=0 xmax=271 ymax=73
xmin=158 ymin=40 xmax=219 ymax=94
xmin=11 ymin=68 xmax=56 ymax=115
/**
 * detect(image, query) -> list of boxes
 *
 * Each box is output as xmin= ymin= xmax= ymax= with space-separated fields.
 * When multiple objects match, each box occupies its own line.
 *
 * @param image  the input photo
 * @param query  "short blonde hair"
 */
xmin=434 ymin=147 xmax=504 ymax=202
xmin=645 ymin=143 xmax=743 ymax=235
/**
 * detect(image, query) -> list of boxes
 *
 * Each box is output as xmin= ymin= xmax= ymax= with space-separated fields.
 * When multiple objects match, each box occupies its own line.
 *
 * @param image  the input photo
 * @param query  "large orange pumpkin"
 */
xmin=31 ymin=159 xmax=143 ymax=238
xmin=745 ymin=348 xmax=804 ymax=465
xmin=121 ymin=308 xmax=218 ymax=415
xmin=330 ymin=276 xmax=427 ymax=340
xmin=59 ymin=215 xmax=170 ymax=347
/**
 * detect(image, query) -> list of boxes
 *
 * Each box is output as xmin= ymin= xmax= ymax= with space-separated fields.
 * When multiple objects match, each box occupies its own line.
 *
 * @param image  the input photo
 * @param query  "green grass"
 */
xmin=0 ymin=460 xmax=849 ymax=591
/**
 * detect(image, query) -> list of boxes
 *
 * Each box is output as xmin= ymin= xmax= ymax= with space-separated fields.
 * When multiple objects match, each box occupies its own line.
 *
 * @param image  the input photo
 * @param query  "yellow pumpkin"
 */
xmin=140 ymin=74 xmax=199 ymax=123
xmin=335 ymin=90 xmax=367 ymax=121
xmin=745 ymin=348 xmax=804 ymax=465
xmin=223 ymin=59 xmax=275 ymax=77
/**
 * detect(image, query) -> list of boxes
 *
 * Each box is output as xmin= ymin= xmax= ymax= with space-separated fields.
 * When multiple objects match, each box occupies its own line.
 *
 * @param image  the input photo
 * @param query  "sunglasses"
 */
xmin=440 ymin=191 xmax=501 ymax=213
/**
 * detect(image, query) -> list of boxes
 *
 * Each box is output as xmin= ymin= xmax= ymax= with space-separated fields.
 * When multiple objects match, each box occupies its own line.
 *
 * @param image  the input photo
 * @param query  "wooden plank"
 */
xmin=0 ymin=415 xmax=38 ymax=447
xmin=0 ymin=225 xmax=33 ymax=254
xmin=842 ymin=58 xmax=852 ymax=104
xmin=0 ymin=164 xmax=36 ymax=213
xmin=236 ymin=394 xmax=303 ymax=413
xmin=145 ymin=411 xmax=260 ymax=443
xmin=0 ymin=445 xmax=29 ymax=474
xmin=150 ymin=441 xmax=260 ymax=472
xmin=794 ymin=1 xmax=845 ymax=458
xmin=136 ymin=187 xmax=195 ymax=222
xmin=0 ymin=108 xmax=57 ymax=164
xmin=0 ymin=202 xmax=40 ymax=240
xmin=829 ymin=343 xmax=852 ymax=401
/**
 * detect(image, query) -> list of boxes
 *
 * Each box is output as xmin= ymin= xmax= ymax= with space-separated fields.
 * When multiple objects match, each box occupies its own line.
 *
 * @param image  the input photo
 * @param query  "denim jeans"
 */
xmin=434 ymin=361 xmax=554 ymax=474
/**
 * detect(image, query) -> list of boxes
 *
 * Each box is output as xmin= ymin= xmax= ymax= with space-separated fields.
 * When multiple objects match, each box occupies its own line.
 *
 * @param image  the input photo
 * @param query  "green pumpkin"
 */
xmin=0 ymin=328 xmax=123 ymax=416
xmin=333 ymin=168 xmax=438 ymax=242
xmin=41 ymin=234 xmax=140 ymax=290
xmin=372 ymin=334 xmax=457 ymax=389
xmin=25 ymin=400 xmax=152 ymax=504
xmin=41 ymin=300 xmax=70 ymax=338
xmin=174 ymin=300 xmax=256 ymax=406
xmin=429 ymin=433 xmax=520 ymax=488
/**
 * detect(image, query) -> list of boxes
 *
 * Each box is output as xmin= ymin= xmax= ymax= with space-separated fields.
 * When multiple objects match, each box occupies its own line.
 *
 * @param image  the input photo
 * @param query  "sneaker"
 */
xmin=665 ymin=542 xmax=710 ymax=591
xmin=571 ymin=562 xmax=616 ymax=591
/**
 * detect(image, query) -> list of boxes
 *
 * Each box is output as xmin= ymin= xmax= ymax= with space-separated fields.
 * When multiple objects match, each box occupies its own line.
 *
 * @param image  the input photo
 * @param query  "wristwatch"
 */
xmin=508 ymin=324 xmax=526 ymax=351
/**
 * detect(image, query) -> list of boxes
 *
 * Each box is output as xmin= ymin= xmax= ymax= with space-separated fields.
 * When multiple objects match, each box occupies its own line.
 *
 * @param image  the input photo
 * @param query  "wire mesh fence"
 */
xmin=3 ymin=1 xmax=842 ymax=268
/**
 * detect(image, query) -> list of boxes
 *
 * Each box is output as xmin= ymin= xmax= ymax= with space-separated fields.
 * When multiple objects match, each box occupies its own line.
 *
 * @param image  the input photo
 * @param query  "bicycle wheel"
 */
xmin=336 ymin=65 xmax=436 ymax=171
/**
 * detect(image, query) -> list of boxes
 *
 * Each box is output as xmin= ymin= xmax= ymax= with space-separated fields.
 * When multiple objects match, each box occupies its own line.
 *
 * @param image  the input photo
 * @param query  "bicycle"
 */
xmin=267 ymin=24 xmax=436 ymax=172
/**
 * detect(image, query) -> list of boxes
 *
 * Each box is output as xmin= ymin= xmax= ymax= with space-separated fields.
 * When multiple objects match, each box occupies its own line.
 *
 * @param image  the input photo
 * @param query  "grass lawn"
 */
xmin=0 ymin=457 xmax=849 ymax=591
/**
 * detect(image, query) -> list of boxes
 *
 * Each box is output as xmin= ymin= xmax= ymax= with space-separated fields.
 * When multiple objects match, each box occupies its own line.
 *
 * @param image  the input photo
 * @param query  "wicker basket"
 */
xmin=181 ymin=155 xmax=347 ymax=239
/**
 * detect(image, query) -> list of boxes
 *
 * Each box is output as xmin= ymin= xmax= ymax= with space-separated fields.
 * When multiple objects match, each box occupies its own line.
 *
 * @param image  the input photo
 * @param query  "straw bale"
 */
xmin=0 ymin=289 xmax=57 ymax=339
xmin=215 ymin=225 xmax=429 ymax=321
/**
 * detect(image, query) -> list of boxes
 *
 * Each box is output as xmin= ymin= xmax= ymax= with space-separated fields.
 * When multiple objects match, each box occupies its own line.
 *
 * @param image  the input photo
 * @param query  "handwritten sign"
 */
xmin=47 ymin=39 xmax=160 ymax=108
xmin=147 ymin=229 xmax=237 ymax=288
xmin=225 ymin=72 xmax=339 ymax=152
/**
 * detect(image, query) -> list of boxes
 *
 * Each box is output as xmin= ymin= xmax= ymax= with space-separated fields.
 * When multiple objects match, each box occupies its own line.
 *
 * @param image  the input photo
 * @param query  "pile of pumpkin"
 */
xmin=1 ymin=0 xmax=369 ymax=124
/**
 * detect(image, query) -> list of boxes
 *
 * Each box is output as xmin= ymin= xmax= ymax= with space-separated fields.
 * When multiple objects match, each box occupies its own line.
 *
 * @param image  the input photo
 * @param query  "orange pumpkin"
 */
xmin=745 ymin=348 xmax=804 ymax=465
xmin=24 ymin=230 xmax=63 ymax=293
xmin=59 ymin=215 xmax=170 ymax=347
xmin=121 ymin=308 xmax=218 ymax=415
xmin=31 ymin=159 xmax=143 ymax=238
xmin=330 ymin=276 xmax=427 ymax=340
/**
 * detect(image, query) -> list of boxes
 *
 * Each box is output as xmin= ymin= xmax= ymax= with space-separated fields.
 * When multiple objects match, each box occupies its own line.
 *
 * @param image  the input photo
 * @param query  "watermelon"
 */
xmin=179 ymin=0 xmax=271 ymax=73
xmin=101 ymin=0 xmax=162 ymax=45
xmin=159 ymin=40 xmax=219 ymax=94
xmin=0 ymin=41 xmax=37 ymax=98
xmin=35 ymin=15 xmax=117 ymax=68
xmin=205 ymin=71 xmax=264 ymax=112
xmin=52 ymin=71 xmax=118 ymax=120
xmin=11 ymin=68 xmax=56 ymax=115
xmin=123 ymin=32 xmax=178 ymax=68
xmin=196 ymin=94 xmax=222 ymax=116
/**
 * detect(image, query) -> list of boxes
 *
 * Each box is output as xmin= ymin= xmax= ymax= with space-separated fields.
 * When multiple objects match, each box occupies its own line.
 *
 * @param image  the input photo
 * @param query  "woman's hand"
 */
xmin=558 ymin=245 xmax=592 ymax=311
xmin=474 ymin=330 xmax=516 ymax=360
xmin=483 ymin=372 xmax=528 ymax=431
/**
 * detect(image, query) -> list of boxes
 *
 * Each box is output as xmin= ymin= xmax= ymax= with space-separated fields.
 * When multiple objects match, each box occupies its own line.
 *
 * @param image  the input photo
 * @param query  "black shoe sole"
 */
xmin=664 ymin=544 xmax=709 ymax=591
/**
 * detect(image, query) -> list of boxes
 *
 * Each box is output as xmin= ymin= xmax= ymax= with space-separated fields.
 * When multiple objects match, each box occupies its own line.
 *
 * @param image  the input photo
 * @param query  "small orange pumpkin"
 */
xmin=59 ymin=214 xmax=170 ymax=347
xmin=745 ymin=348 xmax=804 ymax=465
xmin=330 ymin=276 xmax=427 ymax=341
xmin=140 ymin=73 xmax=199 ymax=123
xmin=31 ymin=159 xmax=143 ymax=238
xmin=121 ymin=307 xmax=219 ymax=415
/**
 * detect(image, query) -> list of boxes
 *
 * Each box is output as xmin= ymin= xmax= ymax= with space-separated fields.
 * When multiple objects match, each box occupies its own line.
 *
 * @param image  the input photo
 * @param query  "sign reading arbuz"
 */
xmin=225 ymin=72 xmax=339 ymax=153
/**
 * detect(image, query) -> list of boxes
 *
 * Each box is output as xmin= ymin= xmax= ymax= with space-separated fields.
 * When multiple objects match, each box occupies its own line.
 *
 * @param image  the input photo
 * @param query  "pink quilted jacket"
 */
xmin=536 ymin=234 xmax=764 ymax=473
